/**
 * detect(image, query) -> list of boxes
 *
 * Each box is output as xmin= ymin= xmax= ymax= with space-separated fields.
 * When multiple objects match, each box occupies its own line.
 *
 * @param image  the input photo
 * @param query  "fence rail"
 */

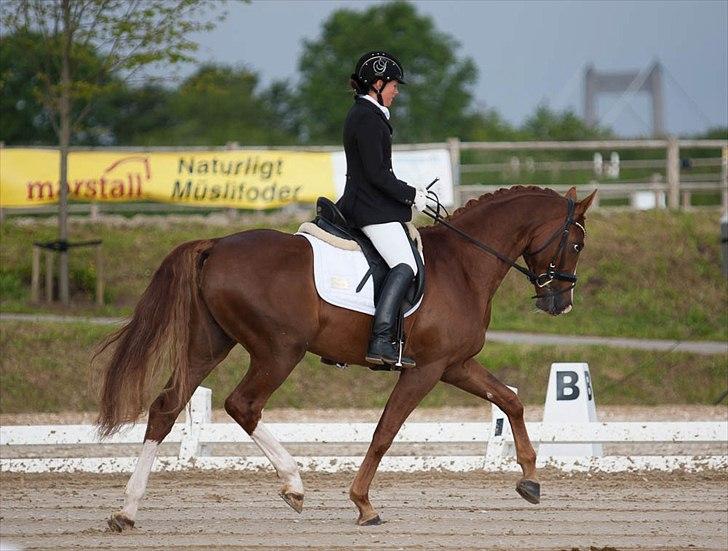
xmin=1 ymin=138 xmax=725 ymax=220
xmin=2 ymin=387 xmax=726 ymax=474
xmin=451 ymin=138 xmax=727 ymax=211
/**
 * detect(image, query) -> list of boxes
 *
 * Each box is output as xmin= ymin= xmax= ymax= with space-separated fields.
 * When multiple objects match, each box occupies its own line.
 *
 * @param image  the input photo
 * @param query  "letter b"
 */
xmin=556 ymin=370 xmax=580 ymax=401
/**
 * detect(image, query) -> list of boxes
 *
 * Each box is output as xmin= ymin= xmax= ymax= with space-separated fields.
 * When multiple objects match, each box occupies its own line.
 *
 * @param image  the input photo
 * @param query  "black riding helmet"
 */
xmin=351 ymin=51 xmax=405 ymax=105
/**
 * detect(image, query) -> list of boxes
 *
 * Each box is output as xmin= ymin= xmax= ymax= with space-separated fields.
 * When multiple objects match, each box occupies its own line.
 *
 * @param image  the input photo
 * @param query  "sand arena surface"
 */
xmin=1 ymin=469 xmax=727 ymax=550
xmin=2 ymin=406 xmax=727 ymax=549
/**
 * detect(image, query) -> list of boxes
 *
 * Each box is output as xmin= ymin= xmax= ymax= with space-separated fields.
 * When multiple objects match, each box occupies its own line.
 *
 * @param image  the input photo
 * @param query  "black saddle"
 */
xmin=313 ymin=197 xmax=425 ymax=309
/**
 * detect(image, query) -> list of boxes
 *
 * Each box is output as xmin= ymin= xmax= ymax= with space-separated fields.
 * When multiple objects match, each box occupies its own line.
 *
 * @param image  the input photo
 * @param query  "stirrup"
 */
xmin=392 ymin=339 xmax=416 ymax=369
xmin=366 ymin=337 xmax=415 ymax=368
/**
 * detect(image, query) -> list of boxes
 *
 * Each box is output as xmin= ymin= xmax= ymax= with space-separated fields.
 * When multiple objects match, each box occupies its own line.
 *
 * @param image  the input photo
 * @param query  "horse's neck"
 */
xmin=445 ymin=194 xmax=557 ymax=295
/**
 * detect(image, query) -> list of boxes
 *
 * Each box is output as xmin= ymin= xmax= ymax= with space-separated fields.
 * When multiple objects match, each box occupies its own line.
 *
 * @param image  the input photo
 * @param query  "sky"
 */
xmin=182 ymin=0 xmax=728 ymax=137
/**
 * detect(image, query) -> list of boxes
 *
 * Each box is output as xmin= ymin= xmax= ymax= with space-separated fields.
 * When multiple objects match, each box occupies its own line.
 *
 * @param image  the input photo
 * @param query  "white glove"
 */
xmin=413 ymin=187 xmax=428 ymax=212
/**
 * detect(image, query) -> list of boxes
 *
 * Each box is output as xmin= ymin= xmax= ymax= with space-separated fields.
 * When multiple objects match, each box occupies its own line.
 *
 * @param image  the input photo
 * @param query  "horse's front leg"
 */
xmin=441 ymin=357 xmax=540 ymax=504
xmin=350 ymin=363 xmax=444 ymax=525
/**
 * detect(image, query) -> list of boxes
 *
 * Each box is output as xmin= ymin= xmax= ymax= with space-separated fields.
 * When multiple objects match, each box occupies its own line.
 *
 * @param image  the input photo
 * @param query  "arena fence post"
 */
xmin=179 ymin=386 xmax=212 ymax=461
xmin=485 ymin=386 xmax=517 ymax=466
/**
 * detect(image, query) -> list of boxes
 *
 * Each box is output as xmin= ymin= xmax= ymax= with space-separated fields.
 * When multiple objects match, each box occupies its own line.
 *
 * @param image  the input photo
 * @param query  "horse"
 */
xmin=97 ymin=185 xmax=596 ymax=530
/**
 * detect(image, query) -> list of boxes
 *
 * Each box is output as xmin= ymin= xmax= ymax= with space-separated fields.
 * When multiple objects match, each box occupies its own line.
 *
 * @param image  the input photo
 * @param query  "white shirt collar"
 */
xmin=359 ymin=94 xmax=390 ymax=120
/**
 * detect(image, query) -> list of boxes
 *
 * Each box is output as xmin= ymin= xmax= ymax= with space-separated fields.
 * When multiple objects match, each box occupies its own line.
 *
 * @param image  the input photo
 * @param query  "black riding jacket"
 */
xmin=336 ymin=96 xmax=416 ymax=228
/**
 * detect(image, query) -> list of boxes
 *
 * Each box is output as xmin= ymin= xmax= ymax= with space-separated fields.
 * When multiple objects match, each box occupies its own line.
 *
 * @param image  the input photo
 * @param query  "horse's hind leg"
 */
xmin=223 ymin=343 xmax=307 ymax=514
xmin=441 ymin=357 xmax=540 ymax=504
xmin=108 ymin=320 xmax=234 ymax=532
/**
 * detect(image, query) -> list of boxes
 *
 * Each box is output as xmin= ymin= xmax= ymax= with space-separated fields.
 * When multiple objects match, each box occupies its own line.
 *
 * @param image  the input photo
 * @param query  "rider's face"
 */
xmin=373 ymin=80 xmax=399 ymax=107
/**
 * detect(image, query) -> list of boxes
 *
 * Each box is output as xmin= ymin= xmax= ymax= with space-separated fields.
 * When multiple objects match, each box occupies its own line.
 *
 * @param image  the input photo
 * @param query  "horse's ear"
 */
xmin=565 ymin=186 xmax=577 ymax=201
xmin=576 ymin=190 xmax=598 ymax=214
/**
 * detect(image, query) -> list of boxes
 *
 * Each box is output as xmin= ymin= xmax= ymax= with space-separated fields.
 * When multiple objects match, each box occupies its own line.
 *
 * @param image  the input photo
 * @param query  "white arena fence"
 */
xmin=1 ymin=387 xmax=726 ymax=474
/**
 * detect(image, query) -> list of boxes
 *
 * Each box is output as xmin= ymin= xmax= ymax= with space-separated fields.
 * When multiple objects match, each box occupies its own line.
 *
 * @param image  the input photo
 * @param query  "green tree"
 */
xmin=696 ymin=126 xmax=728 ymax=140
xmin=463 ymin=108 xmax=521 ymax=142
xmin=101 ymin=83 xmax=175 ymax=146
xmin=521 ymin=105 xmax=612 ymax=141
xmin=0 ymin=0 xmax=224 ymax=304
xmin=296 ymin=1 xmax=478 ymax=144
xmin=0 ymin=30 xmax=121 ymax=145
xmin=150 ymin=65 xmax=295 ymax=146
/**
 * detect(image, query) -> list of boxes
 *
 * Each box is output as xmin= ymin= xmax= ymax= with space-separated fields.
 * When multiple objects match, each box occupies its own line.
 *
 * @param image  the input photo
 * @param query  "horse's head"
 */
xmin=523 ymin=187 xmax=596 ymax=316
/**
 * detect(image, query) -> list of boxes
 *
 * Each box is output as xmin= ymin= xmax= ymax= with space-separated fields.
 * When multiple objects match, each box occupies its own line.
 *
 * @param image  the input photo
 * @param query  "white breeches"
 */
xmin=361 ymin=222 xmax=418 ymax=275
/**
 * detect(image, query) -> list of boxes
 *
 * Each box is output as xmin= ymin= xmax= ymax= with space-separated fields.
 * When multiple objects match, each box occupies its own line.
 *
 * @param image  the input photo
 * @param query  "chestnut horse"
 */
xmin=98 ymin=185 xmax=596 ymax=530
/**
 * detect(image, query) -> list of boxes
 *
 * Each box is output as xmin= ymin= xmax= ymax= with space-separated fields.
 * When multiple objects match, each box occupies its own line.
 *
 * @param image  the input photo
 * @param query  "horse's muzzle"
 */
xmin=535 ymin=293 xmax=572 ymax=316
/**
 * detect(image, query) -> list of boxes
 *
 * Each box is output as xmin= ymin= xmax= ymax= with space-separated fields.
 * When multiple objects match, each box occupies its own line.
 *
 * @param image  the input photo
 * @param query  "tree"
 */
xmin=1 ymin=31 xmax=58 ymax=144
xmin=296 ymin=1 xmax=478 ymax=144
xmin=0 ymin=0 xmax=225 ymax=304
xmin=150 ymin=65 xmax=296 ymax=146
xmin=0 ymin=29 xmax=128 ymax=145
xmin=462 ymin=108 xmax=521 ymax=142
xmin=521 ymin=105 xmax=612 ymax=141
xmin=101 ymin=83 xmax=175 ymax=146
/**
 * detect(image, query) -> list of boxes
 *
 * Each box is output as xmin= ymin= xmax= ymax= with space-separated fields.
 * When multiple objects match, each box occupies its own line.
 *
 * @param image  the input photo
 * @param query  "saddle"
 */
xmin=298 ymin=197 xmax=426 ymax=371
xmin=303 ymin=197 xmax=425 ymax=309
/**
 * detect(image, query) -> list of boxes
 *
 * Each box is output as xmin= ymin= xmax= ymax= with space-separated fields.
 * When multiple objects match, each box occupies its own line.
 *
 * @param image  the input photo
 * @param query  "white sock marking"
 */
xmin=251 ymin=423 xmax=304 ymax=495
xmin=120 ymin=440 xmax=158 ymax=520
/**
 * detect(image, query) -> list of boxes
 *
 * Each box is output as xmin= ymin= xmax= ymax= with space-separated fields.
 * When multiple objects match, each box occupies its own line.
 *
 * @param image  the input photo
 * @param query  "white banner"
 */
xmin=331 ymin=148 xmax=454 ymax=206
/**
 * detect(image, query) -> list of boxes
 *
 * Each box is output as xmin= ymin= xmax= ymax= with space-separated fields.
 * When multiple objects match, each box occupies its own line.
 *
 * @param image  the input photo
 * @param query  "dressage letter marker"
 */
xmin=540 ymin=363 xmax=603 ymax=457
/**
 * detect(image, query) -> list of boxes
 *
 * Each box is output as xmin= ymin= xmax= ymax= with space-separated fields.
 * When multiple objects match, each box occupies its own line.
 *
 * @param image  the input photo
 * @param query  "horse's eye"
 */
xmin=573 ymin=243 xmax=582 ymax=253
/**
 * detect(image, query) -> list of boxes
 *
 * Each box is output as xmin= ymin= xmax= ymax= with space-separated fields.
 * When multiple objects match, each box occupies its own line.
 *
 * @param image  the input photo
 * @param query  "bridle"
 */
xmin=422 ymin=183 xmax=582 ymax=300
xmin=522 ymin=198 xmax=580 ymax=295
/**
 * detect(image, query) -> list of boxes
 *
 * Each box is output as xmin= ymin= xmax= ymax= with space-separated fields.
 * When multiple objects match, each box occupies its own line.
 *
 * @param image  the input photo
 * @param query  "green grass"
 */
xmin=1 ymin=209 xmax=726 ymax=414
xmin=1 ymin=210 xmax=726 ymax=340
xmin=1 ymin=321 xmax=725 ymax=413
xmin=487 ymin=210 xmax=727 ymax=340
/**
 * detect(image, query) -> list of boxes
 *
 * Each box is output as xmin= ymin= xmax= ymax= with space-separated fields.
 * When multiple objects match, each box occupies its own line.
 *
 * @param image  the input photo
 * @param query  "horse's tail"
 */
xmin=96 ymin=239 xmax=216 ymax=437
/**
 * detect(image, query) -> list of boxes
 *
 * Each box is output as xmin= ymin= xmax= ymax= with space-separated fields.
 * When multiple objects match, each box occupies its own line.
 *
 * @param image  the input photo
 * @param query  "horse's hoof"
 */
xmin=516 ymin=479 xmax=540 ymax=504
xmin=357 ymin=514 xmax=383 ymax=526
xmin=280 ymin=491 xmax=304 ymax=514
xmin=107 ymin=512 xmax=135 ymax=532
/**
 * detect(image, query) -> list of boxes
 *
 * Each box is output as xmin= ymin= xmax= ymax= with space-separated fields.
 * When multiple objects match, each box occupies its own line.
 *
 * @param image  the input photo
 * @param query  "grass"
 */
xmin=487 ymin=209 xmax=727 ymax=340
xmin=1 ymin=208 xmax=726 ymax=413
xmin=0 ymin=209 xmax=726 ymax=340
xmin=1 ymin=321 xmax=725 ymax=414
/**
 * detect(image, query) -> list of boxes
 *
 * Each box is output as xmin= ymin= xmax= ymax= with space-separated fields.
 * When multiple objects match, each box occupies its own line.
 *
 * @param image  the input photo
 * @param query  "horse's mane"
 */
xmin=445 ymin=185 xmax=563 ymax=222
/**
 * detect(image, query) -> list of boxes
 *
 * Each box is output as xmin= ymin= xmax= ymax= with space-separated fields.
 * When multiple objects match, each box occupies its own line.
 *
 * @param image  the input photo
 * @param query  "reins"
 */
xmin=421 ymin=181 xmax=579 ymax=298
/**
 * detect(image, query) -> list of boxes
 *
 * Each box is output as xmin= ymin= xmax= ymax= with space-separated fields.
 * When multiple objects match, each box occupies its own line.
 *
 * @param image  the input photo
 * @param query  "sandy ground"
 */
xmin=1 ymin=470 xmax=727 ymax=550
xmin=2 ymin=406 xmax=727 ymax=549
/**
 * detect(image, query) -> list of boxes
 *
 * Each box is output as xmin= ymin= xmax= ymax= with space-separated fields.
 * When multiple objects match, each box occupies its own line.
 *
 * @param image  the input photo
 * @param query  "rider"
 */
xmin=336 ymin=51 xmax=430 ymax=369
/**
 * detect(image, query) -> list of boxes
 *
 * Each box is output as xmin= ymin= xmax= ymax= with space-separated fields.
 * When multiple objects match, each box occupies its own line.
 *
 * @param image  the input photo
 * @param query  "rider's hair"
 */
xmin=350 ymin=75 xmax=371 ymax=96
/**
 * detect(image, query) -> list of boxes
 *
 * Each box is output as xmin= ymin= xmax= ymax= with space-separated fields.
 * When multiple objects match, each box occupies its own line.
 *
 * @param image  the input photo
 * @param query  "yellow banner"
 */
xmin=0 ymin=148 xmax=335 ymax=209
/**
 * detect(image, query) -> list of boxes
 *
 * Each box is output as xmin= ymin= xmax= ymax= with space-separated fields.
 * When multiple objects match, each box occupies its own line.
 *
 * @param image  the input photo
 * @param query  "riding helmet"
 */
xmin=352 ymin=51 xmax=406 ymax=88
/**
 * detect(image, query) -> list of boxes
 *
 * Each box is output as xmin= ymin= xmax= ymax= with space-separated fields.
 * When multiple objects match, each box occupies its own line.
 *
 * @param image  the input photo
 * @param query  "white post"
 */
xmin=607 ymin=151 xmax=620 ymax=179
xmin=179 ymin=386 xmax=212 ymax=461
xmin=485 ymin=386 xmax=517 ymax=466
xmin=447 ymin=137 xmax=461 ymax=208
xmin=540 ymin=363 xmax=602 ymax=457
xmin=593 ymin=152 xmax=603 ymax=177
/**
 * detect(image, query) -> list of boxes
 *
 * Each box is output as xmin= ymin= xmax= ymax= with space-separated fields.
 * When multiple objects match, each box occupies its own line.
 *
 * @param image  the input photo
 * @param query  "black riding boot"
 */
xmin=365 ymin=263 xmax=416 ymax=369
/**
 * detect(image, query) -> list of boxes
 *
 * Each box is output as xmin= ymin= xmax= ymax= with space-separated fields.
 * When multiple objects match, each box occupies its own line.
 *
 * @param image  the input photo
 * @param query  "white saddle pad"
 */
xmin=297 ymin=232 xmax=422 ymax=317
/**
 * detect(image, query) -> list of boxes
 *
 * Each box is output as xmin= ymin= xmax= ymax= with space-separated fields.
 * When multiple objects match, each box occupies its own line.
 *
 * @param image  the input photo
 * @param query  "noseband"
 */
xmin=423 ymin=186 xmax=580 ymax=300
xmin=522 ymin=198 xmax=579 ymax=297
